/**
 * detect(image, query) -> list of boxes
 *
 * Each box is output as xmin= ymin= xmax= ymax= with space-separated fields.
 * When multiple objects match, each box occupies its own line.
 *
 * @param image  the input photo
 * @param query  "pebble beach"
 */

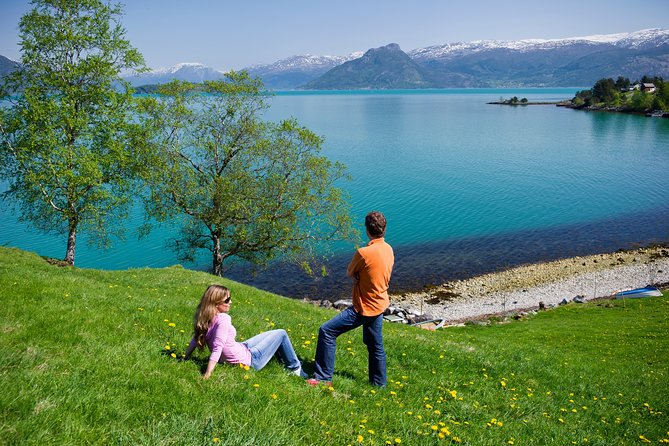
xmin=391 ymin=246 xmax=669 ymax=324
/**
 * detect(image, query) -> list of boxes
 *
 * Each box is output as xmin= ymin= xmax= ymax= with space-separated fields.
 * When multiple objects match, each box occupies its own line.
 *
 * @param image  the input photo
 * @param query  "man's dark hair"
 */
xmin=365 ymin=211 xmax=386 ymax=238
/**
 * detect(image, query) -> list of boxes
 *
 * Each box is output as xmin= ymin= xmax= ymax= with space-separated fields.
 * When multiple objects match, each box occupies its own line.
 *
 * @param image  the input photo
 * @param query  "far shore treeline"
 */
xmin=570 ymin=75 xmax=669 ymax=114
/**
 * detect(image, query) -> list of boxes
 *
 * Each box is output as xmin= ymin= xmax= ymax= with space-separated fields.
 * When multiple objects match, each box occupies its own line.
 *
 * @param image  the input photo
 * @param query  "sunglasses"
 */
xmin=221 ymin=296 xmax=231 ymax=304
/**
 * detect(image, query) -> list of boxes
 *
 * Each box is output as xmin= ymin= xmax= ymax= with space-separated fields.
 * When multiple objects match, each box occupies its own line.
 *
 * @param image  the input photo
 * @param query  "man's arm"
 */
xmin=347 ymin=250 xmax=363 ymax=280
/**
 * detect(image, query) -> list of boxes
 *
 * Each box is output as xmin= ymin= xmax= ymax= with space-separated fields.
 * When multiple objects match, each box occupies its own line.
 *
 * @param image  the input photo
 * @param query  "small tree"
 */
xmin=141 ymin=74 xmax=355 ymax=276
xmin=615 ymin=76 xmax=630 ymax=91
xmin=0 ymin=0 xmax=148 ymax=266
xmin=591 ymin=78 xmax=618 ymax=105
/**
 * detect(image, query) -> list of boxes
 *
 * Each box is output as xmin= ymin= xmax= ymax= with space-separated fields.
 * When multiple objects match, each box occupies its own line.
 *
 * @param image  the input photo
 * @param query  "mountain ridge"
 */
xmin=3 ymin=28 xmax=668 ymax=90
xmin=302 ymin=43 xmax=433 ymax=90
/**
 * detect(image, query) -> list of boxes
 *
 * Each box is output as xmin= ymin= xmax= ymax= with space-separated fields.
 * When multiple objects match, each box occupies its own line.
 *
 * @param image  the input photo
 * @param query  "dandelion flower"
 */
xmin=170 ymin=353 xmax=176 ymax=358
xmin=357 ymin=435 xmax=364 ymax=443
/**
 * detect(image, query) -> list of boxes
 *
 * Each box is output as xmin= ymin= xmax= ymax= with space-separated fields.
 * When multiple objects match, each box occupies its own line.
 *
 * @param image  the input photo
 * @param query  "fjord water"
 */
xmin=2 ymin=89 xmax=669 ymax=298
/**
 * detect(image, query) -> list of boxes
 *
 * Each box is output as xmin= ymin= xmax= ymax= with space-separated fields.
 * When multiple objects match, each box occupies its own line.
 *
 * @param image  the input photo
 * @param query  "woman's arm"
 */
xmin=183 ymin=341 xmax=197 ymax=360
xmin=203 ymin=360 xmax=218 ymax=379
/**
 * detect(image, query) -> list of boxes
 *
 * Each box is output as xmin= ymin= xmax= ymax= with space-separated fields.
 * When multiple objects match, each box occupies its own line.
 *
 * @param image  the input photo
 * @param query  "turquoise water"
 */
xmin=2 ymin=89 xmax=669 ymax=297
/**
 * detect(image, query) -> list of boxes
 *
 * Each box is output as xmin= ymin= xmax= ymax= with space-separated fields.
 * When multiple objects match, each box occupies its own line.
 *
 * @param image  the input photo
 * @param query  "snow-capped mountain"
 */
xmin=248 ymin=53 xmax=363 ymax=72
xmin=124 ymin=62 xmax=226 ymax=87
xmin=408 ymin=28 xmax=669 ymax=61
xmin=245 ymin=53 xmax=362 ymax=90
xmin=113 ymin=28 xmax=669 ymax=90
xmin=252 ymin=28 xmax=669 ymax=89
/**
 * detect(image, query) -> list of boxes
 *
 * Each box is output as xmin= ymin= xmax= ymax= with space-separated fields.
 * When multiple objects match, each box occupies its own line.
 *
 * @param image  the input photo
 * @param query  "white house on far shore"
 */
xmin=631 ymin=83 xmax=657 ymax=93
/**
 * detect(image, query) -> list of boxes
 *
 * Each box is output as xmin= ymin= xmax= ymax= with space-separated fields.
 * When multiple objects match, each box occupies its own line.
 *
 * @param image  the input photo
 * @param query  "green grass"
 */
xmin=1 ymin=246 xmax=667 ymax=445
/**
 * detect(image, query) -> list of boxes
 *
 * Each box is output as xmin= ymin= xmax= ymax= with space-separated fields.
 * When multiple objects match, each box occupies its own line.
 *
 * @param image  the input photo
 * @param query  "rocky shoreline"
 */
xmin=389 ymin=245 xmax=669 ymax=324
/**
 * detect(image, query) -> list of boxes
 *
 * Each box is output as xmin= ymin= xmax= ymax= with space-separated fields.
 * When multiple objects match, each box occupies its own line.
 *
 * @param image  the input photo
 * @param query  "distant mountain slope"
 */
xmin=302 ymin=44 xmax=432 ymax=90
xmin=7 ymin=28 xmax=665 ymax=90
xmin=407 ymin=29 xmax=669 ymax=87
xmin=297 ymin=28 xmax=669 ymax=89
xmin=123 ymin=62 xmax=226 ymax=87
xmin=0 ymin=55 xmax=19 ymax=79
xmin=245 ymin=53 xmax=362 ymax=90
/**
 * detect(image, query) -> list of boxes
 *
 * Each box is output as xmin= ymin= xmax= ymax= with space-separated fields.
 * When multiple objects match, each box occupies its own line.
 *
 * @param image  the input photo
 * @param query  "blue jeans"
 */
xmin=313 ymin=306 xmax=386 ymax=386
xmin=243 ymin=329 xmax=301 ymax=371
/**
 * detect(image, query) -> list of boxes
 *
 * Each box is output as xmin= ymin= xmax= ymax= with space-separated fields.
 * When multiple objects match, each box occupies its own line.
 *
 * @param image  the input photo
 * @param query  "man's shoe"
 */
xmin=306 ymin=378 xmax=332 ymax=387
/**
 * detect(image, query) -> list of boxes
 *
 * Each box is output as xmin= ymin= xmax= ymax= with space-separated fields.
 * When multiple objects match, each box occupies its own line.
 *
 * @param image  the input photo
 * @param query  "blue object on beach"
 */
xmin=614 ymin=286 xmax=662 ymax=299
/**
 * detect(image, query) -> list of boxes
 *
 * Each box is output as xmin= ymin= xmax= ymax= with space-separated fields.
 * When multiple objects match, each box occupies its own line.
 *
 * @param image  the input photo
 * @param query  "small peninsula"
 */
xmin=563 ymin=75 xmax=669 ymax=116
xmin=487 ymin=96 xmax=571 ymax=106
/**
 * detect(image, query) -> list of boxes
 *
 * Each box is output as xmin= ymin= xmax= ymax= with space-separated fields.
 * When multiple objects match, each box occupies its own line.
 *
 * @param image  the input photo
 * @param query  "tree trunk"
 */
xmin=212 ymin=235 xmax=223 ymax=276
xmin=64 ymin=218 xmax=77 ymax=266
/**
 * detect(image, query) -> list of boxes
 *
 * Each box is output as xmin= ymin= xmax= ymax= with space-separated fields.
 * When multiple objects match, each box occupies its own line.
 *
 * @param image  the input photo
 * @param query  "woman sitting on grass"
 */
xmin=183 ymin=284 xmax=306 ymax=379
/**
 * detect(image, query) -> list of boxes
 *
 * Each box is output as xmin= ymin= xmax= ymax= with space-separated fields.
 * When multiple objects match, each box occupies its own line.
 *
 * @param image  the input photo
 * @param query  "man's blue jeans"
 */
xmin=313 ymin=306 xmax=386 ymax=386
xmin=243 ymin=329 xmax=301 ymax=371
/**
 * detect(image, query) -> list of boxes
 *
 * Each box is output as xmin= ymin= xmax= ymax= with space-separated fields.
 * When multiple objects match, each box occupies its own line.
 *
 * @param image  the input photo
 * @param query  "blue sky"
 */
xmin=1 ymin=0 xmax=668 ymax=71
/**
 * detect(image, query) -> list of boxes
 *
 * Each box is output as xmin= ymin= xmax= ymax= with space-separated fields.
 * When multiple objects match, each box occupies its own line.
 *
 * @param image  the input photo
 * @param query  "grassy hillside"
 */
xmin=1 ymin=246 xmax=667 ymax=445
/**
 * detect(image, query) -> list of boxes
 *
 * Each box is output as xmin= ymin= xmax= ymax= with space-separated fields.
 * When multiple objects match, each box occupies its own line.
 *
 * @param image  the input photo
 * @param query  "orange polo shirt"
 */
xmin=347 ymin=237 xmax=394 ymax=316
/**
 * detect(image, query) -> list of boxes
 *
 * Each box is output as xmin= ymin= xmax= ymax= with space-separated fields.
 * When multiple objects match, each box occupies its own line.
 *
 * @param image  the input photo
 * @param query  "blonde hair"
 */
xmin=193 ymin=285 xmax=230 ymax=350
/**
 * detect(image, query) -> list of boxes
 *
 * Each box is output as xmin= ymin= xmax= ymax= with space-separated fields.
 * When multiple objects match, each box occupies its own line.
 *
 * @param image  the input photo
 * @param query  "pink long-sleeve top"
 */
xmin=188 ymin=312 xmax=252 ymax=366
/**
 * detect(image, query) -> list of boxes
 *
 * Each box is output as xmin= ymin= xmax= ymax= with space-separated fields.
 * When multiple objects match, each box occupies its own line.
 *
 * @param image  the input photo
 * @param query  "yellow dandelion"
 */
xmin=271 ymin=393 xmax=278 ymax=399
xmin=253 ymin=383 xmax=260 ymax=388
xmin=213 ymin=438 xmax=220 ymax=443
xmin=170 ymin=353 xmax=176 ymax=358
xmin=639 ymin=435 xmax=651 ymax=443
xmin=168 ymin=322 xmax=176 ymax=327
xmin=357 ymin=434 xmax=364 ymax=443
xmin=164 ymin=345 xmax=171 ymax=350
xmin=395 ymin=439 xmax=402 ymax=444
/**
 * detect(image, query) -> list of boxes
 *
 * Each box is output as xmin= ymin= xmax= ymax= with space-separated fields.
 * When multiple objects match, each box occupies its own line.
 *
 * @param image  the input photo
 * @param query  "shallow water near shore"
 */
xmin=2 ymin=89 xmax=669 ymax=297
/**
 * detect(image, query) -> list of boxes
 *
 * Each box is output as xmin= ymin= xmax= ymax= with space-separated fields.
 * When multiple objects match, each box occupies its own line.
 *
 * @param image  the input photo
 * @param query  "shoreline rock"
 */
xmin=390 ymin=245 xmax=668 ymax=324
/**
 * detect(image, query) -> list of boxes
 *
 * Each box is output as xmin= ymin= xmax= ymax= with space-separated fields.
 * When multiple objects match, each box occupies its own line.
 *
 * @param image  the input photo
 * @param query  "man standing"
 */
xmin=307 ymin=211 xmax=394 ymax=387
